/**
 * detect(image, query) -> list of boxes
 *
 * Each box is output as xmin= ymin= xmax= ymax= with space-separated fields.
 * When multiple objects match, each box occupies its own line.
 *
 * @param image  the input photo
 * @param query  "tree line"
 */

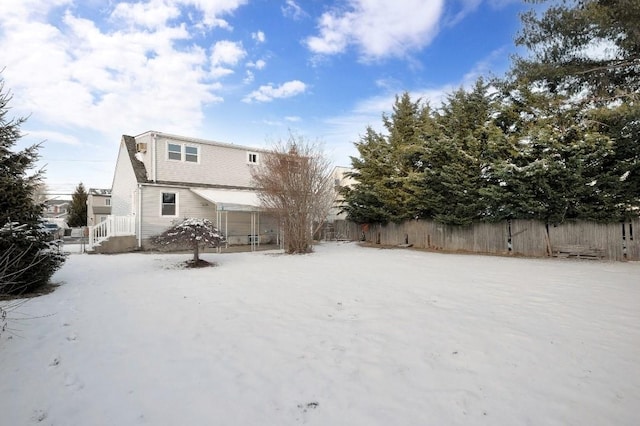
xmin=341 ymin=0 xmax=639 ymax=226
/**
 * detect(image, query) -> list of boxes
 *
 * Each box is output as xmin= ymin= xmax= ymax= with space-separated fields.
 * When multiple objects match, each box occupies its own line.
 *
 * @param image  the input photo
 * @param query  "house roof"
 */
xmin=45 ymin=200 xmax=69 ymax=206
xmin=123 ymin=135 xmax=149 ymax=183
xmin=89 ymin=188 xmax=112 ymax=196
xmin=136 ymin=130 xmax=267 ymax=153
xmin=92 ymin=206 xmax=112 ymax=215
xmin=190 ymin=188 xmax=261 ymax=212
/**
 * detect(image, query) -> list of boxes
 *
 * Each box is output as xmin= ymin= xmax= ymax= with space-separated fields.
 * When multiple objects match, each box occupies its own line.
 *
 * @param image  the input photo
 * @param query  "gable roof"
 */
xmin=136 ymin=130 xmax=268 ymax=153
xmin=89 ymin=188 xmax=112 ymax=196
xmin=123 ymin=135 xmax=148 ymax=183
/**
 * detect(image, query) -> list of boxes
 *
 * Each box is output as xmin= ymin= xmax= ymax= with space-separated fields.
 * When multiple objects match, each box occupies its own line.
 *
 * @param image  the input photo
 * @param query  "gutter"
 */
xmin=151 ymin=132 xmax=157 ymax=183
xmin=137 ymin=183 xmax=143 ymax=248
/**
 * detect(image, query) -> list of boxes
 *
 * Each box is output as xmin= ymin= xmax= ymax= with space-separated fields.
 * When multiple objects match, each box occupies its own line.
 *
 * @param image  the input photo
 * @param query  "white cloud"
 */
xmin=282 ymin=0 xmax=307 ymax=20
xmin=0 ymin=0 xmax=233 ymax=139
xmin=306 ymin=0 xmax=445 ymax=60
xmin=244 ymin=70 xmax=255 ymax=84
xmin=251 ymin=30 xmax=265 ymax=43
xmin=23 ymin=130 xmax=82 ymax=146
xmin=111 ymin=0 xmax=182 ymax=29
xmin=210 ymin=40 xmax=246 ymax=66
xmin=446 ymin=0 xmax=482 ymax=26
xmin=178 ymin=0 xmax=249 ymax=29
xmin=209 ymin=40 xmax=246 ymax=77
xmin=285 ymin=116 xmax=301 ymax=122
xmin=247 ymin=59 xmax=266 ymax=70
xmin=243 ymin=80 xmax=307 ymax=103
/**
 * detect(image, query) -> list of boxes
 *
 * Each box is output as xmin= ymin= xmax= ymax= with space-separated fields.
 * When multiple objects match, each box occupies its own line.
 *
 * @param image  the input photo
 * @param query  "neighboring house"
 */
xmin=326 ymin=166 xmax=355 ymax=223
xmin=87 ymin=188 xmax=112 ymax=226
xmin=109 ymin=131 xmax=279 ymax=249
xmin=43 ymin=199 xmax=69 ymax=220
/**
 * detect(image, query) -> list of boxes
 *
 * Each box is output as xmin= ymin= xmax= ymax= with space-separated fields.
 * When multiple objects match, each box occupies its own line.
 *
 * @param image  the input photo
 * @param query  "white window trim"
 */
xmin=247 ymin=151 xmax=259 ymax=165
xmin=184 ymin=145 xmax=199 ymax=163
xmin=167 ymin=143 xmax=182 ymax=161
xmin=166 ymin=142 xmax=200 ymax=163
xmin=160 ymin=191 xmax=179 ymax=217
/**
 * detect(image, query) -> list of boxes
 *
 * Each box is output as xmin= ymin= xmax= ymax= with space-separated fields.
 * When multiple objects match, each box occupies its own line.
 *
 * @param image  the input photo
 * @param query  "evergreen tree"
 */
xmin=514 ymin=0 xmax=640 ymax=105
xmin=487 ymin=84 xmax=618 ymax=223
xmin=507 ymin=0 xmax=640 ymax=221
xmin=0 ymin=76 xmax=66 ymax=295
xmin=341 ymin=93 xmax=436 ymax=224
xmin=67 ymin=182 xmax=88 ymax=227
xmin=587 ymin=104 xmax=640 ymax=219
xmin=341 ymin=127 xmax=393 ymax=224
xmin=427 ymin=80 xmax=507 ymax=225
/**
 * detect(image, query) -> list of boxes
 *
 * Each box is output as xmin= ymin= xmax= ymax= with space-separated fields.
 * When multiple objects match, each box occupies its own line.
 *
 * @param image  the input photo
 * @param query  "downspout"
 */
xmin=151 ymin=132 xmax=157 ymax=183
xmin=137 ymin=183 xmax=143 ymax=248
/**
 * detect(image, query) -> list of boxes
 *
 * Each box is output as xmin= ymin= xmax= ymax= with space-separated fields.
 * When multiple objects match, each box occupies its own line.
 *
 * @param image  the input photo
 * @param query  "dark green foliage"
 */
xmin=0 ymin=77 xmax=66 ymax=295
xmin=342 ymin=1 xmax=639 ymax=226
xmin=514 ymin=0 xmax=640 ymax=104
xmin=67 ymin=182 xmax=88 ymax=227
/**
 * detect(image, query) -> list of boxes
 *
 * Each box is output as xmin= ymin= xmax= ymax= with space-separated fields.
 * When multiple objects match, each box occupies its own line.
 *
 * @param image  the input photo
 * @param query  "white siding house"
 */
xmin=87 ymin=188 xmax=112 ymax=225
xmin=109 ymin=131 xmax=279 ymax=250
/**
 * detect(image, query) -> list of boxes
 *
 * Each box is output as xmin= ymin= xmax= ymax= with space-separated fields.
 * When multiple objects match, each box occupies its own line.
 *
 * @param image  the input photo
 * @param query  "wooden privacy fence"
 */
xmin=333 ymin=219 xmax=640 ymax=261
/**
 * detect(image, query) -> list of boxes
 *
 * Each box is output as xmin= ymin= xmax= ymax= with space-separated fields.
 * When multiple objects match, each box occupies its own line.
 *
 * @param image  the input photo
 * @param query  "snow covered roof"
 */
xmin=190 ymin=188 xmax=261 ymax=212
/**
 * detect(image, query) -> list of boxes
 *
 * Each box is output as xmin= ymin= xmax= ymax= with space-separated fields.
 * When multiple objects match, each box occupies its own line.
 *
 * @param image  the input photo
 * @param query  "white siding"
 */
xmin=111 ymin=140 xmax=139 ymax=217
xmin=151 ymin=135 xmax=259 ymax=187
xmin=140 ymin=186 xmax=218 ymax=241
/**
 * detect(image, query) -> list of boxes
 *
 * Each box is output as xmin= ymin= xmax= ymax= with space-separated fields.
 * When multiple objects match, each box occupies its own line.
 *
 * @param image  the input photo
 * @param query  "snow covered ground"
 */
xmin=1 ymin=242 xmax=639 ymax=425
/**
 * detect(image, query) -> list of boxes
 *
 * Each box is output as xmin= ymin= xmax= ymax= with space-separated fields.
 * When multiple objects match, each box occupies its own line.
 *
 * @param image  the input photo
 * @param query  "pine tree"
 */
xmin=506 ymin=0 xmax=640 ymax=221
xmin=67 ymin=183 xmax=88 ymax=227
xmin=488 ymin=85 xmax=617 ymax=223
xmin=0 ymin=76 xmax=66 ymax=295
xmin=341 ymin=94 xmax=436 ymax=224
xmin=341 ymin=127 xmax=393 ymax=224
xmin=514 ymin=0 xmax=640 ymax=105
xmin=426 ymin=80 xmax=507 ymax=225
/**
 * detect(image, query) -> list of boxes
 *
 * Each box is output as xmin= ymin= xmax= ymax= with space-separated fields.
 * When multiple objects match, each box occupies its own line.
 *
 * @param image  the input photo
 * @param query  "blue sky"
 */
xmin=0 ymin=0 xmax=529 ymax=197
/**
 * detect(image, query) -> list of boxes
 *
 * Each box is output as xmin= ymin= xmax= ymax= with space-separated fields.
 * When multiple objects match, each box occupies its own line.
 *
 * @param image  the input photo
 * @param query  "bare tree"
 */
xmin=251 ymin=134 xmax=334 ymax=254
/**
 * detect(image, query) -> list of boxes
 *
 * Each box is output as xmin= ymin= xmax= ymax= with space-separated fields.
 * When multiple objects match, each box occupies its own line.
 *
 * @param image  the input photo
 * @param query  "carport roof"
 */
xmin=190 ymin=188 xmax=262 ymax=212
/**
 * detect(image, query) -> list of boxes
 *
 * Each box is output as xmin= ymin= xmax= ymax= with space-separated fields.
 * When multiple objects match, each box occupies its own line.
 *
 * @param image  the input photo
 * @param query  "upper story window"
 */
xmin=167 ymin=142 xmax=199 ymax=163
xmin=105 ymin=198 xmax=111 ymax=206
xmin=161 ymin=192 xmax=177 ymax=216
xmin=168 ymin=143 xmax=182 ymax=161
xmin=185 ymin=146 xmax=199 ymax=163
xmin=247 ymin=152 xmax=259 ymax=164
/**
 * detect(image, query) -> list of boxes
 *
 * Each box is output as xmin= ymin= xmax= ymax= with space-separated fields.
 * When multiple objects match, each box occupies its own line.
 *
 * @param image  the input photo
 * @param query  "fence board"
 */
xmin=339 ymin=218 xmax=637 ymax=261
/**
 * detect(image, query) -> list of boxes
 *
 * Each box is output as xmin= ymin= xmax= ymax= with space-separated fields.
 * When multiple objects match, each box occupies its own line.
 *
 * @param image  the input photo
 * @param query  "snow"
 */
xmin=1 ymin=242 xmax=639 ymax=425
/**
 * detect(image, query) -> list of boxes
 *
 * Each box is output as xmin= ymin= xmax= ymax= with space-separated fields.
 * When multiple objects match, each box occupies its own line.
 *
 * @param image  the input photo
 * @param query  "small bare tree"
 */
xmin=251 ymin=134 xmax=334 ymax=254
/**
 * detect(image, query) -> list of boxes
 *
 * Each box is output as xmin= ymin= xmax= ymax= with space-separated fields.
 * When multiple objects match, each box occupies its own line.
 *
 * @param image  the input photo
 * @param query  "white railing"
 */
xmin=88 ymin=215 xmax=136 ymax=249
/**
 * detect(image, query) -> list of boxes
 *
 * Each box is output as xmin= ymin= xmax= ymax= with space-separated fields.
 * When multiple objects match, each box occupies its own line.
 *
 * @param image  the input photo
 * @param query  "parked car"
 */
xmin=42 ymin=222 xmax=63 ymax=239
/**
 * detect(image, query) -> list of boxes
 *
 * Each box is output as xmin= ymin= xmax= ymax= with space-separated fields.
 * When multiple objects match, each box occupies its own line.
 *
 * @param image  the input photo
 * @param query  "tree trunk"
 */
xmin=193 ymin=244 xmax=199 ymax=262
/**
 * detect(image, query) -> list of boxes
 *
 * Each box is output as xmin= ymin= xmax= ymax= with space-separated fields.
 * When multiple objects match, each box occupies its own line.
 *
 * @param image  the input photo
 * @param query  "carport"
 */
xmin=190 ymin=188 xmax=269 ymax=251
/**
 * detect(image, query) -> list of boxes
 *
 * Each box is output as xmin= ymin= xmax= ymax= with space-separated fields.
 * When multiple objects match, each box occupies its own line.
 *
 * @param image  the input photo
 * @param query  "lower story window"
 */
xmin=161 ymin=192 xmax=177 ymax=216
